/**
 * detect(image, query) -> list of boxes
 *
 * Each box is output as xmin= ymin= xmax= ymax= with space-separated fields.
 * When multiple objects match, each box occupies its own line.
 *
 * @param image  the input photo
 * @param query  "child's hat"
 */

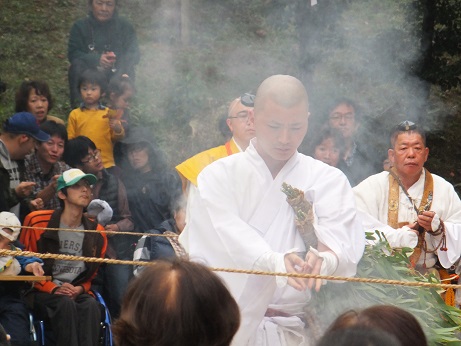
xmin=0 ymin=212 xmax=21 ymax=241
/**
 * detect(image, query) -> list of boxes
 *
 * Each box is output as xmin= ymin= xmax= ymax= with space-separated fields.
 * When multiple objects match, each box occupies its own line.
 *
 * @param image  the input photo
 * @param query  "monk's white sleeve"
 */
xmin=253 ymin=248 xmax=303 ymax=287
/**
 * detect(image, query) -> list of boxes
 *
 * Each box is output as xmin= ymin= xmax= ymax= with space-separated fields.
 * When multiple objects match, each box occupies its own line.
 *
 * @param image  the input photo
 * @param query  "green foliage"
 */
xmin=310 ymin=232 xmax=461 ymax=345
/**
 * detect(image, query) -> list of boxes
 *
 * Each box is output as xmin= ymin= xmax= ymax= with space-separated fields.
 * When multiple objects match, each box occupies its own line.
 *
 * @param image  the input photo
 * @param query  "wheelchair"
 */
xmin=29 ymin=290 xmax=113 ymax=346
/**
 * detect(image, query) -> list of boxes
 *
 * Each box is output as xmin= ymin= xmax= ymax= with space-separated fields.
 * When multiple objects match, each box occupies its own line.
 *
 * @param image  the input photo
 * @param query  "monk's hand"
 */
xmin=25 ymin=262 xmax=44 ymax=276
xmin=303 ymin=246 xmax=339 ymax=292
xmin=303 ymin=249 xmax=324 ymax=292
xmin=417 ymin=211 xmax=439 ymax=231
xmin=284 ymin=252 xmax=307 ymax=291
xmin=15 ymin=181 xmax=36 ymax=198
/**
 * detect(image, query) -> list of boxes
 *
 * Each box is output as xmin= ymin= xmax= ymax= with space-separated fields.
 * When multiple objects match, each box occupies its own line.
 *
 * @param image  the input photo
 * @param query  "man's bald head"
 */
xmin=251 ymin=75 xmax=310 ymax=177
xmin=254 ymin=75 xmax=309 ymax=114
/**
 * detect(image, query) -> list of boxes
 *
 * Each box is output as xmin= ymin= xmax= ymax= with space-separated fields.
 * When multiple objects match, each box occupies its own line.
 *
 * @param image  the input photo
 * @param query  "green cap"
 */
xmin=57 ymin=168 xmax=97 ymax=191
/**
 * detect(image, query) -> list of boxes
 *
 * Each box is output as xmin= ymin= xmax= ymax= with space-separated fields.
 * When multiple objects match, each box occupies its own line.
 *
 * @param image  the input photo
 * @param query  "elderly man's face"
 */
xmin=226 ymin=101 xmax=255 ymax=149
xmin=328 ymin=103 xmax=357 ymax=140
xmin=388 ymin=131 xmax=429 ymax=180
xmin=92 ymin=0 xmax=116 ymax=22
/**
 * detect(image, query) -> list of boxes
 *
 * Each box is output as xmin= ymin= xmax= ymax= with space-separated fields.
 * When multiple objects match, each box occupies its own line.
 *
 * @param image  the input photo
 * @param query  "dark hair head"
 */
xmin=108 ymin=75 xmax=135 ymax=98
xmin=78 ymin=69 xmax=107 ymax=95
xmin=120 ymin=127 xmax=168 ymax=173
xmin=389 ymin=120 xmax=426 ymax=148
xmin=88 ymin=0 xmax=118 ymax=6
xmin=317 ymin=326 xmax=402 ymax=346
xmin=15 ymin=80 xmax=53 ymax=113
xmin=326 ymin=305 xmax=427 ymax=346
xmin=113 ymin=259 xmax=240 ymax=346
xmin=63 ymin=136 xmax=97 ymax=168
xmin=308 ymin=126 xmax=346 ymax=158
xmin=39 ymin=121 xmax=68 ymax=143
xmin=326 ymin=97 xmax=361 ymax=122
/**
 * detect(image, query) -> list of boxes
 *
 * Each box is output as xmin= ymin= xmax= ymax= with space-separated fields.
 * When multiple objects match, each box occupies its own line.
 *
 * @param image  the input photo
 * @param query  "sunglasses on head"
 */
xmin=395 ymin=120 xmax=417 ymax=131
xmin=240 ymin=93 xmax=255 ymax=107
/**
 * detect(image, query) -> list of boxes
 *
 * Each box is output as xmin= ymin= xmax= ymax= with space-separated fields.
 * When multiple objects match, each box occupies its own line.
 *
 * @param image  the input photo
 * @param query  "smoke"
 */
xmin=133 ymin=0 xmax=436 ymax=172
xmin=129 ymin=1 xmax=457 ymax=340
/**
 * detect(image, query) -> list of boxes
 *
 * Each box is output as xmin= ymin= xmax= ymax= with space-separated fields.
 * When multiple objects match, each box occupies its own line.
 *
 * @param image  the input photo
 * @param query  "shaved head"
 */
xmin=254 ymin=75 xmax=309 ymax=114
xmin=251 ymin=75 xmax=310 ymax=177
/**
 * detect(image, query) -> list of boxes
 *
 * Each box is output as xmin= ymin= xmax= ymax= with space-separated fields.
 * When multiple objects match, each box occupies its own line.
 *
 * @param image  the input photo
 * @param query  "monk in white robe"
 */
xmin=180 ymin=75 xmax=365 ymax=345
xmin=354 ymin=121 xmax=461 ymax=271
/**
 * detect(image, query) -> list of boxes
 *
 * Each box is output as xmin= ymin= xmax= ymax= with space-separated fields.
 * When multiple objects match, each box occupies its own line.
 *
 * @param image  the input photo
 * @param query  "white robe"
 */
xmin=179 ymin=140 xmax=364 ymax=345
xmin=353 ymin=170 xmax=461 ymax=269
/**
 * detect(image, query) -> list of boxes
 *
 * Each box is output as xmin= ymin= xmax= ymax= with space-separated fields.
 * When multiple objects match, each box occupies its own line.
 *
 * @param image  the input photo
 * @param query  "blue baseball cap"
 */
xmin=3 ymin=112 xmax=50 ymax=142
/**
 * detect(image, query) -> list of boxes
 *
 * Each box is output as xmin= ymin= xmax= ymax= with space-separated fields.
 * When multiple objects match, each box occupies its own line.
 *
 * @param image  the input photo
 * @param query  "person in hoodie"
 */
xmin=67 ymin=0 xmax=140 ymax=107
xmin=0 ymin=112 xmax=50 ymax=215
xmin=119 ymin=127 xmax=182 ymax=232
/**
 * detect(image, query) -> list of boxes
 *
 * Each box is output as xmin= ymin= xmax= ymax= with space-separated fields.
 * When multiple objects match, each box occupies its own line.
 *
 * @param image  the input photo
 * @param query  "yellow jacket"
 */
xmin=176 ymin=139 xmax=240 ymax=190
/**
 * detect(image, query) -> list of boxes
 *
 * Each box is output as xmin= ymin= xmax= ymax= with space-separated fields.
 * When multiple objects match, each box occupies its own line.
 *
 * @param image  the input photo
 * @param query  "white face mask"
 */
xmin=0 ymin=257 xmax=21 ymax=276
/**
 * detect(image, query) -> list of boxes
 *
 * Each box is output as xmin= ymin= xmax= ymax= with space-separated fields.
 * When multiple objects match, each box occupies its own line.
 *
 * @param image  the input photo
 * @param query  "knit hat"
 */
xmin=57 ymin=168 xmax=97 ymax=191
xmin=3 ymin=112 xmax=50 ymax=142
xmin=0 ymin=212 xmax=21 ymax=242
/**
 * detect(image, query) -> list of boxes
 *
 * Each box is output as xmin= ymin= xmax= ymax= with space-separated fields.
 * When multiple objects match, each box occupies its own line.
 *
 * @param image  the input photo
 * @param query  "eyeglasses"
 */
xmin=81 ymin=149 xmax=101 ymax=164
xmin=228 ymin=111 xmax=249 ymax=122
xmin=329 ymin=112 xmax=355 ymax=122
xmin=395 ymin=120 xmax=417 ymax=131
xmin=240 ymin=93 xmax=255 ymax=107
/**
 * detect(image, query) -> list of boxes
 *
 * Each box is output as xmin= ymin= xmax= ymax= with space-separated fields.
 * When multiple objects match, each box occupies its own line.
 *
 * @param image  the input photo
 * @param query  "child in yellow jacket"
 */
xmin=67 ymin=69 xmax=124 ymax=170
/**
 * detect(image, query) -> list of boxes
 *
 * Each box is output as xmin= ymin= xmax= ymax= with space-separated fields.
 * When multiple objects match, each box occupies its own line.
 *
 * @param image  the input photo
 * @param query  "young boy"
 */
xmin=67 ymin=69 xmax=125 ymax=171
xmin=21 ymin=168 xmax=107 ymax=346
